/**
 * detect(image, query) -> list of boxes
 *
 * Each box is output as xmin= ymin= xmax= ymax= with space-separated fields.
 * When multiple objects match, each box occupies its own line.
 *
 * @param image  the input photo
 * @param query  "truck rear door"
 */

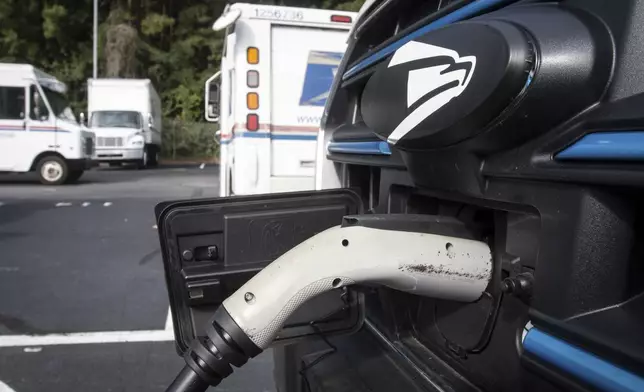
xmin=270 ymin=25 xmax=347 ymax=186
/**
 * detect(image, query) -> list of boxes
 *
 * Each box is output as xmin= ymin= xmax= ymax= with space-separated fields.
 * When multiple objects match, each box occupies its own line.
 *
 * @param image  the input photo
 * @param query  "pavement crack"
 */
xmin=138 ymin=248 xmax=161 ymax=265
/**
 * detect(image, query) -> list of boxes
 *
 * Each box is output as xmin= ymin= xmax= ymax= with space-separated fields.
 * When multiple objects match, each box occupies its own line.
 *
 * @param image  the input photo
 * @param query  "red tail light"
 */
xmin=331 ymin=15 xmax=352 ymax=23
xmin=247 ymin=114 xmax=259 ymax=131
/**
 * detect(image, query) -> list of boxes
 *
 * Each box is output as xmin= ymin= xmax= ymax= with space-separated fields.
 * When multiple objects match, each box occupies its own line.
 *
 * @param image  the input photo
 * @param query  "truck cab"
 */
xmin=0 ymin=63 xmax=94 ymax=185
xmin=87 ymin=78 xmax=162 ymax=168
xmin=205 ymin=3 xmax=356 ymax=197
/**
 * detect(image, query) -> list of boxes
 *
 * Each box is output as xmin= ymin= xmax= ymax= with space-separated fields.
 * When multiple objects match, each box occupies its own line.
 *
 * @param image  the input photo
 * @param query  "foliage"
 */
xmin=0 ymin=0 xmax=364 ymax=158
xmin=163 ymin=119 xmax=219 ymax=160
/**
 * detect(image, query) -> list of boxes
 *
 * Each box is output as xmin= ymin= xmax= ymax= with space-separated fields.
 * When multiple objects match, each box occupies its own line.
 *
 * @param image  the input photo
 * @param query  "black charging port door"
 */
xmin=155 ymin=189 xmax=364 ymax=354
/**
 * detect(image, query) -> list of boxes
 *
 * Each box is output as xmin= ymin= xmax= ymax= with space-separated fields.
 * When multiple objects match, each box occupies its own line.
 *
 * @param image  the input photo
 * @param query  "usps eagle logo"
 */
xmin=386 ymin=41 xmax=476 ymax=144
xmin=299 ymin=51 xmax=343 ymax=107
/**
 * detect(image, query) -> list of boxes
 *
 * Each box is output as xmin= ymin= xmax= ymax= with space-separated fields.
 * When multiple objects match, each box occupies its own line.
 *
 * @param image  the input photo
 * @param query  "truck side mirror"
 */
xmin=79 ymin=112 xmax=86 ymax=125
xmin=147 ymin=113 xmax=154 ymax=128
xmin=30 ymin=89 xmax=49 ymax=122
xmin=205 ymin=71 xmax=221 ymax=123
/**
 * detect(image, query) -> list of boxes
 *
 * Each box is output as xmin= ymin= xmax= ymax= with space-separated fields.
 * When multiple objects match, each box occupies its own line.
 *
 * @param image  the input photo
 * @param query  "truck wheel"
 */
xmin=36 ymin=155 xmax=68 ymax=185
xmin=138 ymin=147 xmax=149 ymax=169
xmin=149 ymin=146 xmax=159 ymax=167
xmin=228 ymin=170 xmax=234 ymax=196
xmin=66 ymin=170 xmax=84 ymax=183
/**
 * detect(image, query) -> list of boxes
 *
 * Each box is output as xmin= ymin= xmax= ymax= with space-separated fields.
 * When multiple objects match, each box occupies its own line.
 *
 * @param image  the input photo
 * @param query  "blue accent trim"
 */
xmin=343 ymin=0 xmax=513 ymax=80
xmin=327 ymin=141 xmax=392 ymax=155
xmin=237 ymin=132 xmax=270 ymax=139
xmin=557 ymin=132 xmax=644 ymax=160
xmin=272 ymin=134 xmax=317 ymax=141
xmin=523 ymin=328 xmax=644 ymax=392
xmin=32 ymin=129 xmax=71 ymax=133
xmin=220 ymin=132 xmax=318 ymax=144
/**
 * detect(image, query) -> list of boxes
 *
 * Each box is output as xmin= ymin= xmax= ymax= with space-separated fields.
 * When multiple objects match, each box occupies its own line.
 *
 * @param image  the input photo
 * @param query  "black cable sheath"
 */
xmin=165 ymin=307 xmax=263 ymax=392
xmin=166 ymin=366 xmax=209 ymax=392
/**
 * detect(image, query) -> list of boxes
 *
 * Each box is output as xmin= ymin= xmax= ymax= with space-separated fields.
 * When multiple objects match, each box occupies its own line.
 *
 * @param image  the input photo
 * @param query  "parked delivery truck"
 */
xmin=0 ymin=63 xmax=94 ymax=185
xmin=87 ymin=79 xmax=162 ymax=168
xmin=205 ymin=3 xmax=356 ymax=196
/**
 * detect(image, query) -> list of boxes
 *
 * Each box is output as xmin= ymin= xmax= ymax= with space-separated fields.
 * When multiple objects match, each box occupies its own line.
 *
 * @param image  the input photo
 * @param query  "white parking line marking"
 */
xmin=0 ymin=329 xmax=174 ymax=347
xmin=23 ymin=347 xmax=42 ymax=353
xmin=199 ymin=163 xmax=206 ymax=170
xmin=0 ymin=308 xmax=175 ymax=348
xmin=103 ymin=202 xmax=112 ymax=207
xmin=0 ymin=380 xmax=16 ymax=392
xmin=55 ymin=202 xmax=72 ymax=207
xmin=81 ymin=202 xmax=91 ymax=207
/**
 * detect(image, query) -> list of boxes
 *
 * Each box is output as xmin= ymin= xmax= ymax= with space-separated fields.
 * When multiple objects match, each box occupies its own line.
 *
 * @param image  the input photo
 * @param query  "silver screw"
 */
xmin=244 ymin=292 xmax=255 ymax=303
xmin=182 ymin=249 xmax=193 ymax=261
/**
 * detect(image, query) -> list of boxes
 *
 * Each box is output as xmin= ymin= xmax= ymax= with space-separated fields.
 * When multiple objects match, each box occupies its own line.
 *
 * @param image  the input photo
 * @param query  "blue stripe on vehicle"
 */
xmin=32 ymin=129 xmax=71 ymax=133
xmin=523 ymin=328 xmax=644 ymax=392
xmin=236 ymin=132 xmax=271 ymax=139
xmin=556 ymin=132 xmax=644 ymax=160
xmin=327 ymin=140 xmax=391 ymax=155
xmin=0 ymin=128 xmax=71 ymax=133
xmin=272 ymin=134 xmax=317 ymax=141
xmin=220 ymin=132 xmax=318 ymax=144
xmin=343 ymin=0 xmax=515 ymax=80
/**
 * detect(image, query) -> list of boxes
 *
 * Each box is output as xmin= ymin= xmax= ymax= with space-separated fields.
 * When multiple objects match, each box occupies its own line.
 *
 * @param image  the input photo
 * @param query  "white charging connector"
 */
xmin=167 ymin=214 xmax=493 ymax=392
xmin=224 ymin=219 xmax=492 ymax=348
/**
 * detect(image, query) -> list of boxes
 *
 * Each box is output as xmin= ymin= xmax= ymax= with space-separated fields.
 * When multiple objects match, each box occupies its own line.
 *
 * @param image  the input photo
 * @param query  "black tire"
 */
xmin=149 ymin=146 xmax=159 ymax=167
xmin=228 ymin=170 xmax=234 ymax=196
xmin=137 ymin=147 xmax=149 ymax=170
xmin=65 ymin=170 xmax=84 ymax=183
xmin=36 ymin=155 xmax=68 ymax=185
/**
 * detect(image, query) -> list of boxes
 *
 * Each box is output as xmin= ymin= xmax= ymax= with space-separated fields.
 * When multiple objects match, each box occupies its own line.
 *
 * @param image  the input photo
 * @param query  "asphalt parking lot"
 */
xmin=0 ymin=165 xmax=275 ymax=392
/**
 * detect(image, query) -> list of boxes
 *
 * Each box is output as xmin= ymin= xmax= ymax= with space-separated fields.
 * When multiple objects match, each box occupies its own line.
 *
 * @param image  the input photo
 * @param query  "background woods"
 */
xmin=0 ymin=0 xmax=363 ymax=158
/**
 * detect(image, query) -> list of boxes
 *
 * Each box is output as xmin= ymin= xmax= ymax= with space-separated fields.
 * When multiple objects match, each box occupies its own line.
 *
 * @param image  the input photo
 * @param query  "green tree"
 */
xmin=0 ymin=0 xmax=365 ymax=158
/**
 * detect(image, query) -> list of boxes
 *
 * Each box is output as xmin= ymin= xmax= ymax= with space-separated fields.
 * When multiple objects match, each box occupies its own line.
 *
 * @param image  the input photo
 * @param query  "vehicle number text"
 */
xmin=254 ymin=8 xmax=304 ymax=21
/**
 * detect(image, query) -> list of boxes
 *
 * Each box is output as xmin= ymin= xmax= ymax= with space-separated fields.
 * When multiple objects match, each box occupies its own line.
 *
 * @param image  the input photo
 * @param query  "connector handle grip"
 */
xmin=223 ymin=224 xmax=491 ymax=348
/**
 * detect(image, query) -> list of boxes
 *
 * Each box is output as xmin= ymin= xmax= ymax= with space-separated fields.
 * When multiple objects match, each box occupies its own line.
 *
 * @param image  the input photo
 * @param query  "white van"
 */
xmin=205 ymin=3 xmax=356 ymax=196
xmin=0 ymin=63 xmax=94 ymax=185
xmin=87 ymin=79 xmax=162 ymax=168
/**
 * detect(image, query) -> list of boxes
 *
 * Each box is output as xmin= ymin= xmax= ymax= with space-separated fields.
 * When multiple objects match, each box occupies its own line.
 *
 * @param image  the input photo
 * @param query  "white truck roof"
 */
xmin=87 ymin=78 xmax=158 ymax=113
xmin=88 ymin=78 xmax=152 ymax=87
xmin=0 ymin=63 xmax=67 ymax=93
xmin=217 ymin=3 xmax=356 ymax=30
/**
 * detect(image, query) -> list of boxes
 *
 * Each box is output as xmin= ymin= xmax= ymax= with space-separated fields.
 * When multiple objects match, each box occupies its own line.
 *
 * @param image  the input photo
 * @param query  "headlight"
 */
xmin=129 ymin=135 xmax=145 ymax=146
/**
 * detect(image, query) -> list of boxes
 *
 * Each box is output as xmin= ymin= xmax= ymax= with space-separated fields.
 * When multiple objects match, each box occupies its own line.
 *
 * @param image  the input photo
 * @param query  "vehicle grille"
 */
xmin=85 ymin=137 xmax=94 ymax=155
xmin=97 ymin=137 xmax=124 ymax=147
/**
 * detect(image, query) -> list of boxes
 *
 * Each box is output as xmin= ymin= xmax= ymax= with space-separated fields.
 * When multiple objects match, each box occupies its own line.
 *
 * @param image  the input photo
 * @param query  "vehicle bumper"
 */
xmin=67 ymin=158 xmax=95 ymax=171
xmin=94 ymin=148 xmax=144 ymax=162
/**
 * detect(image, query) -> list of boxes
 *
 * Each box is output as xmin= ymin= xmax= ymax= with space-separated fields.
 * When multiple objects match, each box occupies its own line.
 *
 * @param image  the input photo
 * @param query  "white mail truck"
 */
xmin=0 ymin=63 xmax=94 ymax=185
xmin=204 ymin=3 xmax=356 ymax=196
